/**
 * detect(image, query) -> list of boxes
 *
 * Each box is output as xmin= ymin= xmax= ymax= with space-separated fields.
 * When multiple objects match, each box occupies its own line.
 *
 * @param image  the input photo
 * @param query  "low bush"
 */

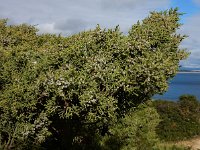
xmin=154 ymin=95 xmax=200 ymax=141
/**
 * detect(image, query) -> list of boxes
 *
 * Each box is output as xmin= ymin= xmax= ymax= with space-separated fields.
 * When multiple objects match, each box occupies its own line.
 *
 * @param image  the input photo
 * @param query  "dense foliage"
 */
xmin=154 ymin=95 xmax=200 ymax=141
xmin=101 ymin=103 xmax=160 ymax=150
xmin=0 ymin=8 xmax=188 ymax=149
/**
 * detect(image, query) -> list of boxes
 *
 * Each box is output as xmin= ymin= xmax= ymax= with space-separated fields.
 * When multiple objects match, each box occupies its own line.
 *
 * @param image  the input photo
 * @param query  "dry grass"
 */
xmin=175 ymin=136 xmax=200 ymax=150
xmin=156 ymin=136 xmax=200 ymax=150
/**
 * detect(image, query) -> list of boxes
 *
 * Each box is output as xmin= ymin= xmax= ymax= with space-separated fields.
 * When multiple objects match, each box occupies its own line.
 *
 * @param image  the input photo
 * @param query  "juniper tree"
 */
xmin=0 ymin=8 xmax=189 ymax=149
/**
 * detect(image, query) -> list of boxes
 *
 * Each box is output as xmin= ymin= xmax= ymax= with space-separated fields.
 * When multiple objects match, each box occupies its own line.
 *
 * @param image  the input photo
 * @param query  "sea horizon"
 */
xmin=153 ymin=69 xmax=200 ymax=101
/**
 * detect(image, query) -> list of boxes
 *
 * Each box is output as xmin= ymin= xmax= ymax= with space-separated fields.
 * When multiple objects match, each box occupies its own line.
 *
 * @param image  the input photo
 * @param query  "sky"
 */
xmin=0 ymin=0 xmax=200 ymax=68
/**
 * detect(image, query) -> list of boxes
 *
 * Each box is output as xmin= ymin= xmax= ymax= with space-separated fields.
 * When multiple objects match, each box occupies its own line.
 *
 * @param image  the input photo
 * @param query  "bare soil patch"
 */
xmin=176 ymin=136 xmax=200 ymax=150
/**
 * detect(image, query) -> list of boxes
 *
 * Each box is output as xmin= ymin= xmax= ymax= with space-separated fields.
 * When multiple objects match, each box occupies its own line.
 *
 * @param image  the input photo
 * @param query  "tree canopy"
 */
xmin=0 ymin=8 xmax=189 ymax=149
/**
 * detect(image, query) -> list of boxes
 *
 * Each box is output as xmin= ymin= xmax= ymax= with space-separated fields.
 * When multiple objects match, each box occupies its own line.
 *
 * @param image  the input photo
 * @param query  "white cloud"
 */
xmin=0 ymin=0 xmax=170 ymax=35
xmin=179 ymin=13 xmax=200 ymax=68
xmin=38 ymin=23 xmax=56 ymax=34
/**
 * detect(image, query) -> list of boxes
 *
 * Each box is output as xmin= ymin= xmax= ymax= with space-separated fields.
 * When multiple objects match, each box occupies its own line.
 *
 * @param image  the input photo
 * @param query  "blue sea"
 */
xmin=153 ymin=72 xmax=200 ymax=101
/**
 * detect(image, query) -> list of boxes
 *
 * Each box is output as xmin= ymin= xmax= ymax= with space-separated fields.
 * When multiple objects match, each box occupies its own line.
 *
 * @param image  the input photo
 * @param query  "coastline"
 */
xmin=178 ymin=71 xmax=200 ymax=74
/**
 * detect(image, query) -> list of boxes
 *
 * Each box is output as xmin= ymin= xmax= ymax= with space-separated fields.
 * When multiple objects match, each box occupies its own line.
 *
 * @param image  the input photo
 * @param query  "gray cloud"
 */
xmin=0 ymin=0 xmax=170 ymax=35
xmin=54 ymin=18 xmax=88 ymax=34
xmin=193 ymin=0 xmax=200 ymax=6
xmin=101 ymin=0 xmax=169 ymax=10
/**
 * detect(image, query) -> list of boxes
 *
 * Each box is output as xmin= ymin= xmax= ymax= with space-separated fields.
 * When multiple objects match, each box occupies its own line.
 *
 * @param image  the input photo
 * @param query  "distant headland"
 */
xmin=178 ymin=70 xmax=200 ymax=73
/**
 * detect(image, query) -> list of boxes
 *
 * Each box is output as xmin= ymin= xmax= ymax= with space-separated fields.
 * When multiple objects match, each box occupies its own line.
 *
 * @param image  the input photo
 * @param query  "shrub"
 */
xmin=100 ymin=103 xmax=160 ymax=150
xmin=154 ymin=95 xmax=200 ymax=141
xmin=0 ymin=8 xmax=188 ymax=149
